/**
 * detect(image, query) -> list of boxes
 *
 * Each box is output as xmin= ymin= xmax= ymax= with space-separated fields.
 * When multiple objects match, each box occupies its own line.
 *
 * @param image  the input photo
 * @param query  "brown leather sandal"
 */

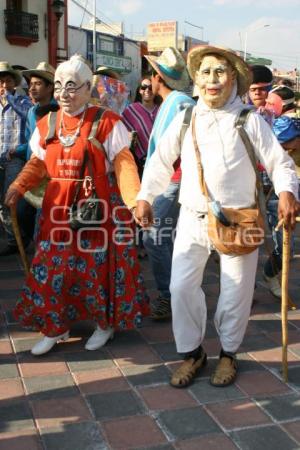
xmin=170 ymin=352 xmax=207 ymax=388
xmin=210 ymin=356 xmax=237 ymax=387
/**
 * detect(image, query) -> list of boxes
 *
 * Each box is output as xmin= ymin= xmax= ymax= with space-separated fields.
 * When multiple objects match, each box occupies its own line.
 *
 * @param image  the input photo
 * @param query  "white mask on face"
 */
xmin=196 ymin=55 xmax=236 ymax=109
xmin=54 ymin=55 xmax=93 ymax=115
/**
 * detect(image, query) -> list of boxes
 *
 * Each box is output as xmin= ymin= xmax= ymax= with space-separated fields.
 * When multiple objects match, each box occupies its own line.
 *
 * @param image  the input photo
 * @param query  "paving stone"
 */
xmin=256 ymin=393 xmax=300 ymax=421
xmin=0 ymin=401 xmax=35 ymax=433
xmin=230 ymin=425 xmax=298 ymax=450
xmin=206 ymin=399 xmax=272 ymax=430
xmin=41 ymin=422 xmax=107 ymax=450
xmin=151 ymin=342 xmax=181 ymax=362
xmin=110 ymin=344 xmax=162 ymax=367
xmin=122 ymin=363 xmax=171 ymax=386
xmin=139 ymin=324 xmax=174 ymax=344
xmin=107 ymin=330 xmax=146 ymax=347
xmin=236 ymin=353 xmax=266 ymax=372
xmin=138 ymin=385 xmax=198 ymax=410
xmin=13 ymin=338 xmax=45 ymax=353
xmin=249 ymin=347 xmax=299 ymax=368
xmin=0 ymin=359 xmax=19 ymax=379
xmin=4 ymin=310 xmax=18 ymax=325
xmin=0 ymin=429 xmax=43 ymax=450
xmin=87 ymin=390 xmax=144 ymax=420
xmin=8 ymin=325 xmax=41 ymax=340
xmin=236 ymin=370 xmax=291 ymax=397
xmin=189 ymin=378 xmax=246 ymax=404
xmin=23 ymin=374 xmax=78 ymax=400
xmin=133 ymin=446 xmax=174 ymax=450
xmin=74 ymin=367 xmax=130 ymax=394
xmin=240 ymin=333 xmax=277 ymax=352
xmin=282 ymin=420 xmax=300 ymax=444
xmin=288 ymin=366 xmax=300 ymax=389
xmin=175 ymin=433 xmax=238 ymax=450
xmin=0 ymin=378 xmax=24 ymax=401
xmin=65 ymin=349 xmax=114 ymax=372
xmin=0 ymin=325 xmax=9 ymax=340
xmin=18 ymin=354 xmax=69 ymax=377
xmin=103 ymin=415 xmax=167 ymax=449
xmin=158 ymin=406 xmax=220 ymax=439
xmin=31 ymin=396 xmax=92 ymax=428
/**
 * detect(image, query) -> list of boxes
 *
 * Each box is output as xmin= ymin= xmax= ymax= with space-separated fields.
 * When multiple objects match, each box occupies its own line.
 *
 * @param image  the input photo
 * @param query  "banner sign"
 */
xmin=147 ymin=21 xmax=178 ymax=52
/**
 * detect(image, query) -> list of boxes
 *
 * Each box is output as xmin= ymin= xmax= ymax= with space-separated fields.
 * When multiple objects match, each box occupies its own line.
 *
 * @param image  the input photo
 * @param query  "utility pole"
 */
xmin=93 ymin=0 xmax=97 ymax=71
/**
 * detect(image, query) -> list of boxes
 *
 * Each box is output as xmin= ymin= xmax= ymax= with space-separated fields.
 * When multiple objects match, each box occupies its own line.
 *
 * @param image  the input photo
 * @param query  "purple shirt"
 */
xmin=122 ymin=102 xmax=158 ymax=160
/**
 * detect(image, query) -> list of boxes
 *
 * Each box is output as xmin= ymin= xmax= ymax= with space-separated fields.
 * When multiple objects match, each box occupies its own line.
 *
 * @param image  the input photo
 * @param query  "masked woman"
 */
xmin=5 ymin=55 xmax=149 ymax=355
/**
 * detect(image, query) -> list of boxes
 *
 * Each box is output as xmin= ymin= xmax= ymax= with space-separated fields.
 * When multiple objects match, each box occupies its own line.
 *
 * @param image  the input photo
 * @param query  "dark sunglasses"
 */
xmin=140 ymin=84 xmax=152 ymax=91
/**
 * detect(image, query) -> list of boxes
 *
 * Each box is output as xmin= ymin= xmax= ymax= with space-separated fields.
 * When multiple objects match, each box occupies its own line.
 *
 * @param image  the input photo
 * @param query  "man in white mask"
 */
xmin=134 ymin=46 xmax=300 ymax=388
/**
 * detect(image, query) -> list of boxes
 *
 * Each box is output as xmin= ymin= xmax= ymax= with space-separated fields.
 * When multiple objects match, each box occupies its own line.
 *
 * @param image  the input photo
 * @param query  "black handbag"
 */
xmin=69 ymin=149 xmax=103 ymax=230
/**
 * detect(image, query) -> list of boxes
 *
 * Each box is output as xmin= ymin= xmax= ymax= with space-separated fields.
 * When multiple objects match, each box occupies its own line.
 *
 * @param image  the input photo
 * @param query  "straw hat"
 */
xmin=145 ymin=47 xmax=190 ymax=91
xmin=22 ymin=62 xmax=55 ymax=84
xmin=94 ymin=66 xmax=121 ymax=80
xmin=0 ymin=61 xmax=22 ymax=85
xmin=187 ymin=45 xmax=252 ymax=96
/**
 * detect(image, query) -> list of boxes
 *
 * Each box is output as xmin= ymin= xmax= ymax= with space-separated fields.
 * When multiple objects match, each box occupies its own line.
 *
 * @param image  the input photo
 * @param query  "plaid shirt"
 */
xmin=0 ymin=91 xmax=32 ymax=161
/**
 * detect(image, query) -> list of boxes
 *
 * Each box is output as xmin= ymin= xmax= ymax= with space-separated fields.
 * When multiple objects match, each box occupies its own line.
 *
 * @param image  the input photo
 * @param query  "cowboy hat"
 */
xmin=187 ymin=45 xmax=252 ymax=96
xmin=145 ymin=47 xmax=190 ymax=91
xmin=0 ymin=61 xmax=22 ymax=85
xmin=22 ymin=62 xmax=55 ymax=84
xmin=94 ymin=66 xmax=121 ymax=80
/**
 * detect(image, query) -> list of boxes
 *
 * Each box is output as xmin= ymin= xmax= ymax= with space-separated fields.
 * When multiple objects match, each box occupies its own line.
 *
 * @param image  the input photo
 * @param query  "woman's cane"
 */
xmin=10 ymin=207 xmax=30 ymax=276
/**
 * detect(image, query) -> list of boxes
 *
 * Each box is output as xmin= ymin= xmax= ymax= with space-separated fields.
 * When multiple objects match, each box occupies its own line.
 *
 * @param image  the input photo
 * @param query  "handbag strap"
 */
xmin=72 ymin=149 xmax=90 ymax=204
xmin=192 ymin=109 xmax=264 ymax=210
xmin=191 ymin=111 xmax=210 ymax=199
xmin=235 ymin=108 xmax=262 ymax=193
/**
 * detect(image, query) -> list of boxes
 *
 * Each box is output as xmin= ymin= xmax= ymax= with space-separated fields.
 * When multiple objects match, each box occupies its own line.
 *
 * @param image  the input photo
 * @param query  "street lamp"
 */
xmin=184 ymin=21 xmax=204 ymax=41
xmin=51 ymin=0 xmax=66 ymax=21
xmin=243 ymin=24 xmax=270 ymax=62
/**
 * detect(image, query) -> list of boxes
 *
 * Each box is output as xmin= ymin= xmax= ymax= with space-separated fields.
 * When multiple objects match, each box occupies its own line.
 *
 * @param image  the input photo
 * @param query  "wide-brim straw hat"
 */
xmin=0 ymin=61 xmax=22 ymax=85
xmin=187 ymin=45 xmax=252 ymax=96
xmin=145 ymin=47 xmax=190 ymax=91
xmin=94 ymin=66 xmax=121 ymax=80
xmin=22 ymin=62 xmax=55 ymax=84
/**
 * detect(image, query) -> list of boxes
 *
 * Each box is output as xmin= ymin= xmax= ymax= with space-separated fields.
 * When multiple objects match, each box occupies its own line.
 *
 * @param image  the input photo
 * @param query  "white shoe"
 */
xmin=264 ymin=273 xmax=281 ymax=298
xmin=85 ymin=326 xmax=114 ymax=351
xmin=31 ymin=331 xmax=70 ymax=356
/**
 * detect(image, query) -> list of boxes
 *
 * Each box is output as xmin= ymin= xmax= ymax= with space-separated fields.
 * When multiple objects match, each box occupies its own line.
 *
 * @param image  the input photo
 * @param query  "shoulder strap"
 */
xmin=87 ymin=107 xmax=108 ymax=159
xmin=235 ymin=108 xmax=261 ymax=188
xmin=179 ymin=105 xmax=194 ymax=147
xmin=45 ymin=111 xmax=57 ymax=144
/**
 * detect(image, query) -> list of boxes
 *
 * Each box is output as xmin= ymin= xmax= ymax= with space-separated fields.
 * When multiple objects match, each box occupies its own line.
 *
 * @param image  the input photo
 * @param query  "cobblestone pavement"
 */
xmin=0 ymin=237 xmax=300 ymax=450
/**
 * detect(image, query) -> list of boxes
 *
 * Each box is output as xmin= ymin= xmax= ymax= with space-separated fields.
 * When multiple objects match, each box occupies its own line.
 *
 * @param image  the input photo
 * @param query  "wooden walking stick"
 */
xmin=277 ymin=216 xmax=300 ymax=382
xmin=281 ymin=223 xmax=291 ymax=382
xmin=10 ymin=207 xmax=30 ymax=276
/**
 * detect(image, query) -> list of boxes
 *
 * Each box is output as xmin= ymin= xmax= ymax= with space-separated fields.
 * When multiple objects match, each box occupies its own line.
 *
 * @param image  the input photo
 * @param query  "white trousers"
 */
xmin=170 ymin=207 xmax=259 ymax=354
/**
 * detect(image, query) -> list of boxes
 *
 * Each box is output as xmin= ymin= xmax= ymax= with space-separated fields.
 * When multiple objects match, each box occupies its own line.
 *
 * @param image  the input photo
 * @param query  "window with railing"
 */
xmin=4 ymin=9 xmax=39 ymax=45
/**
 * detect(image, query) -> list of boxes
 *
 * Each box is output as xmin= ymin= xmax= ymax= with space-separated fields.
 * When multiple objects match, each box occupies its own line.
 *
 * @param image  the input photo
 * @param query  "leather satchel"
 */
xmin=69 ymin=150 xmax=102 ymax=230
xmin=191 ymin=110 xmax=264 ymax=255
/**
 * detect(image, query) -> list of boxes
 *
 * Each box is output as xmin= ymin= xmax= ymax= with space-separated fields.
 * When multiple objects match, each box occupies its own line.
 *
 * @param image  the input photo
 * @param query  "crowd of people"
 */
xmin=1 ymin=45 xmax=300 ymax=388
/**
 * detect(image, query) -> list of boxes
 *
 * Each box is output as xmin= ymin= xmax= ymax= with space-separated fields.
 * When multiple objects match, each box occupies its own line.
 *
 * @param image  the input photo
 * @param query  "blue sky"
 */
xmin=68 ymin=0 xmax=300 ymax=70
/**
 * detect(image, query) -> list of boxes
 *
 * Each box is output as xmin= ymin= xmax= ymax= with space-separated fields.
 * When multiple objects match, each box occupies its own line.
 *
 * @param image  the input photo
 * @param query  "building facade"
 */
xmin=68 ymin=25 xmax=142 ymax=100
xmin=0 ymin=0 xmax=67 ymax=68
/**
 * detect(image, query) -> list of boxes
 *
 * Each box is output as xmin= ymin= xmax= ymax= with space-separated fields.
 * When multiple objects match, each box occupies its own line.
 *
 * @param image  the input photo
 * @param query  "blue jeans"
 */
xmin=264 ymin=191 xmax=295 ymax=277
xmin=143 ymin=182 xmax=180 ymax=298
xmin=0 ymin=156 xmax=35 ymax=246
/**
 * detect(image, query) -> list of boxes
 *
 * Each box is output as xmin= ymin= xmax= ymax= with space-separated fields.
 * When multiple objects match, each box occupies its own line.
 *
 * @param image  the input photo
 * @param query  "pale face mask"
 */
xmin=54 ymin=70 xmax=91 ymax=115
xmin=195 ymin=55 xmax=236 ymax=108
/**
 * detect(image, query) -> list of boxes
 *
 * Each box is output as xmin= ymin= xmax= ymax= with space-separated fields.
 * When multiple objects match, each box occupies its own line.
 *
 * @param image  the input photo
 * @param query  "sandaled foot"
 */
xmin=151 ymin=296 xmax=172 ymax=321
xmin=210 ymin=355 xmax=237 ymax=387
xmin=170 ymin=352 xmax=207 ymax=388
